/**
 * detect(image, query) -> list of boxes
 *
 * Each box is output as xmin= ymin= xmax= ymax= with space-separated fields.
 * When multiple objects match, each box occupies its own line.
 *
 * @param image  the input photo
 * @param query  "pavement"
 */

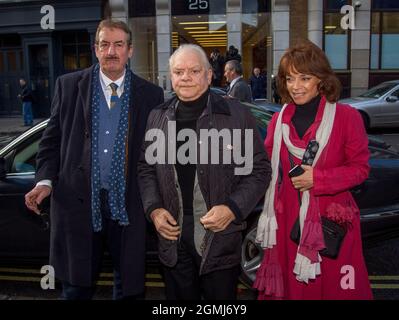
xmin=0 ymin=116 xmax=46 ymax=136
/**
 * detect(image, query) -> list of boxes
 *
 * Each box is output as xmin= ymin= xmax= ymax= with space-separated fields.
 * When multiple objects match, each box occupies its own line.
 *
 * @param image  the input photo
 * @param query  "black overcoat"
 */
xmin=35 ymin=65 xmax=164 ymax=295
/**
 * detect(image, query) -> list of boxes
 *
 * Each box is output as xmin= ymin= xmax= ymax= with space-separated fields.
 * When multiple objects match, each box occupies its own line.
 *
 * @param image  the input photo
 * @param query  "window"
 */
xmin=359 ymin=82 xmax=397 ymax=98
xmin=241 ymin=12 xmax=270 ymax=80
xmin=242 ymin=0 xmax=271 ymax=14
xmin=62 ymin=31 xmax=92 ymax=71
xmin=323 ymin=0 xmax=350 ymax=70
xmin=371 ymin=9 xmax=399 ymax=70
xmin=10 ymin=135 xmax=42 ymax=174
xmin=372 ymin=0 xmax=399 ymax=10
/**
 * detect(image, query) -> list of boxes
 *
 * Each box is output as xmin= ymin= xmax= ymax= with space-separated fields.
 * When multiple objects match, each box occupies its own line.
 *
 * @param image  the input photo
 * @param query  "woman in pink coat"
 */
xmin=254 ymin=40 xmax=373 ymax=300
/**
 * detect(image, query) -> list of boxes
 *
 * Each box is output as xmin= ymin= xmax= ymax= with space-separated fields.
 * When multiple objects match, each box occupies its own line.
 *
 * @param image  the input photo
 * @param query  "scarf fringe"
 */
xmin=298 ymin=220 xmax=325 ymax=263
xmin=293 ymin=253 xmax=321 ymax=283
xmin=254 ymin=249 xmax=284 ymax=299
xmin=255 ymin=215 xmax=278 ymax=248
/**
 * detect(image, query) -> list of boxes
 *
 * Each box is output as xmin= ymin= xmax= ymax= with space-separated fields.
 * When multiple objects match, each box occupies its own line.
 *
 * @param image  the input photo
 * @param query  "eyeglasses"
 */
xmin=97 ymin=41 xmax=128 ymax=51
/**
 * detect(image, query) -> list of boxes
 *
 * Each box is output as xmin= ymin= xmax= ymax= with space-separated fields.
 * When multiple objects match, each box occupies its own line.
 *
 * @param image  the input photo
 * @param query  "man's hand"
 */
xmin=25 ymin=185 xmax=52 ymax=214
xmin=291 ymin=165 xmax=314 ymax=192
xmin=150 ymin=208 xmax=180 ymax=241
xmin=200 ymin=205 xmax=235 ymax=233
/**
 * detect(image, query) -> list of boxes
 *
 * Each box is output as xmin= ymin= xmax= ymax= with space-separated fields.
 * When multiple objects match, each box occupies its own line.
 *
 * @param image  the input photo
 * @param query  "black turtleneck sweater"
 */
xmin=175 ymin=89 xmax=209 ymax=216
xmin=291 ymin=95 xmax=321 ymax=139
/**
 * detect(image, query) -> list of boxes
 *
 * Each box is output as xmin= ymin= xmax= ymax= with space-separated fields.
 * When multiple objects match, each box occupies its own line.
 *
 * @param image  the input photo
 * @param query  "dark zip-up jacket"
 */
xmin=137 ymin=91 xmax=271 ymax=275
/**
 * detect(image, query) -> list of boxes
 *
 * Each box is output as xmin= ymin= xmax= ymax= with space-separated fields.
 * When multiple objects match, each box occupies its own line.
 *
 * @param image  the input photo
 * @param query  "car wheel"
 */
xmin=360 ymin=112 xmax=370 ymax=131
xmin=240 ymin=221 xmax=263 ymax=289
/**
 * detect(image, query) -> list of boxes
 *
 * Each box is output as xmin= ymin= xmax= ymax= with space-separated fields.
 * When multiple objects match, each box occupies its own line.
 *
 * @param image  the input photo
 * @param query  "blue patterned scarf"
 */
xmin=91 ymin=63 xmax=132 ymax=232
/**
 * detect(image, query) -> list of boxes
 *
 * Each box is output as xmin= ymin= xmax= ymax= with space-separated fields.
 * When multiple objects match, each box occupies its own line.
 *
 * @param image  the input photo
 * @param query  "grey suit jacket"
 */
xmin=227 ymin=77 xmax=252 ymax=103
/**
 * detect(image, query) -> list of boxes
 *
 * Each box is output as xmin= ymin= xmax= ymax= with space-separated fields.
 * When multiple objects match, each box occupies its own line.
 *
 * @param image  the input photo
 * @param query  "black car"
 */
xmin=1 ymin=103 xmax=399 ymax=288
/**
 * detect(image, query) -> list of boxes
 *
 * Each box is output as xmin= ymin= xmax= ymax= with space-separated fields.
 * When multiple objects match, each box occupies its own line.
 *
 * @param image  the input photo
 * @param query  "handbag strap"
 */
xmin=288 ymin=152 xmax=302 ymax=206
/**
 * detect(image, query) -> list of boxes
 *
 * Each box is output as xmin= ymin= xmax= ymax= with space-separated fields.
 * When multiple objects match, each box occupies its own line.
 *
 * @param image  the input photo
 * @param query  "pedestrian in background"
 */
xmin=224 ymin=60 xmax=252 ymax=103
xmin=18 ymin=78 xmax=34 ymax=126
xmin=249 ymin=67 xmax=267 ymax=100
xmin=209 ymin=48 xmax=224 ymax=87
xmin=271 ymin=75 xmax=281 ymax=104
xmin=225 ymin=45 xmax=242 ymax=63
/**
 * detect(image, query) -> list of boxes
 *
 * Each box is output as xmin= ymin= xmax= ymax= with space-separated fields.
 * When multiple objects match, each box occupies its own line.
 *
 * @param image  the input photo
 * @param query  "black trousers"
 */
xmin=163 ymin=216 xmax=239 ymax=300
xmin=61 ymin=189 xmax=129 ymax=300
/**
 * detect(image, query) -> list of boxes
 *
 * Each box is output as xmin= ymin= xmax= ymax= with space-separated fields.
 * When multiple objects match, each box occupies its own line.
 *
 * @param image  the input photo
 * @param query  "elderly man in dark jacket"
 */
xmin=25 ymin=19 xmax=163 ymax=300
xmin=138 ymin=44 xmax=271 ymax=300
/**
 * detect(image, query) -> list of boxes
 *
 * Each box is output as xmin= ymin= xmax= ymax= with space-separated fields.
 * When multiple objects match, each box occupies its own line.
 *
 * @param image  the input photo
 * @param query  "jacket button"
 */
xmin=199 ymin=170 xmax=204 ymax=175
xmin=85 ymin=131 xmax=89 ymax=138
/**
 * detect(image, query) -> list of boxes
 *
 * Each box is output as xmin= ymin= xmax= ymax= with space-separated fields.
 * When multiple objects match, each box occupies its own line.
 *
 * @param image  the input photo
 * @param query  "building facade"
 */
xmin=1 ymin=0 xmax=398 ymax=116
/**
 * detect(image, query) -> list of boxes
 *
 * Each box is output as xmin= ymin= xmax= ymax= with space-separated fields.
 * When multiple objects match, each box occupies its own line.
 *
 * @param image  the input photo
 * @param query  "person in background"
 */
xmin=209 ymin=48 xmax=225 ymax=87
xmin=249 ymin=67 xmax=267 ymax=100
xmin=225 ymin=45 xmax=242 ymax=63
xmin=25 ymin=19 xmax=164 ymax=300
xmin=254 ymin=40 xmax=373 ymax=300
xmin=271 ymin=75 xmax=281 ymax=104
xmin=224 ymin=60 xmax=252 ymax=103
xmin=18 ymin=78 xmax=34 ymax=126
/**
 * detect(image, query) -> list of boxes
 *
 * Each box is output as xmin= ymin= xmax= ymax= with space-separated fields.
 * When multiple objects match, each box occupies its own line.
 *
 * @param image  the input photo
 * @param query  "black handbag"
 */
xmin=290 ymin=216 xmax=347 ymax=259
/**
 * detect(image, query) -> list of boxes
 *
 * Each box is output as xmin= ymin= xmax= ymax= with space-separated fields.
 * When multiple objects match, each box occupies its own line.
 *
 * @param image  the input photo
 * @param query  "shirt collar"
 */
xmin=229 ymin=76 xmax=241 ymax=88
xmin=99 ymin=69 xmax=126 ymax=89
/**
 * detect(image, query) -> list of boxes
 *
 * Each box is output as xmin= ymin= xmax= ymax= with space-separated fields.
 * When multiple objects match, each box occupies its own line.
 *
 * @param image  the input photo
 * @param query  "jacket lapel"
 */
xmin=129 ymin=73 xmax=144 ymax=134
xmin=78 ymin=65 xmax=95 ymax=133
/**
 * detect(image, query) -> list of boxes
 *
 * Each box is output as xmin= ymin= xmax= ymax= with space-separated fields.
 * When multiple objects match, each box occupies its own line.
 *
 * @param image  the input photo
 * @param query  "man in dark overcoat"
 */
xmin=25 ymin=19 xmax=164 ymax=300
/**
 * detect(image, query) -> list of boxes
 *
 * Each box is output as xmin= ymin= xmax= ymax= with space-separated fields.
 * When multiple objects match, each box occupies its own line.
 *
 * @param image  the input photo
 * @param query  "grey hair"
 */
xmin=169 ymin=44 xmax=212 ymax=71
xmin=225 ymin=60 xmax=243 ymax=76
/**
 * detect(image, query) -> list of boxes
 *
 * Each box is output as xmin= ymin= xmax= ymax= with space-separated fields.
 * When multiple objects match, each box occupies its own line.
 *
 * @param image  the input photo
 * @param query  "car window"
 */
xmin=359 ymin=83 xmax=397 ymax=99
xmin=10 ymin=138 xmax=40 ymax=173
xmin=391 ymin=89 xmax=399 ymax=98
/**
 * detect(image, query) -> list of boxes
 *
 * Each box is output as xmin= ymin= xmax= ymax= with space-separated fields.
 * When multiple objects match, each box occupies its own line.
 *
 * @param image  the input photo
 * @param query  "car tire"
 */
xmin=360 ymin=111 xmax=370 ymax=131
xmin=240 ymin=217 xmax=263 ymax=289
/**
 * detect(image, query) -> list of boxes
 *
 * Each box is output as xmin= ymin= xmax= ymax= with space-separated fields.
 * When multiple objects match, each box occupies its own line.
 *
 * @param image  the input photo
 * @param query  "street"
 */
xmin=1 ymin=237 xmax=399 ymax=300
xmin=1 ymin=127 xmax=398 ymax=300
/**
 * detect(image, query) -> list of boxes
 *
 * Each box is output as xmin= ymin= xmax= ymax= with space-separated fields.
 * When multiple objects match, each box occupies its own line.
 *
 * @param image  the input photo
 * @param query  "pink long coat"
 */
xmin=258 ymin=96 xmax=373 ymax=300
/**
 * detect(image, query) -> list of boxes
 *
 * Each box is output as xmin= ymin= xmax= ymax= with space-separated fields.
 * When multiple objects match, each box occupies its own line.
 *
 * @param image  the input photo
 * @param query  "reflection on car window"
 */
xmin=369 ymin=147 xmax=399 ymax=160
xmin=247 ymin=105 xmax=272 ymax=140
xmin=360 ymin=83 xmax=397 ymax=99
xmin=11 ymin=139 xmax=39 ymax=173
